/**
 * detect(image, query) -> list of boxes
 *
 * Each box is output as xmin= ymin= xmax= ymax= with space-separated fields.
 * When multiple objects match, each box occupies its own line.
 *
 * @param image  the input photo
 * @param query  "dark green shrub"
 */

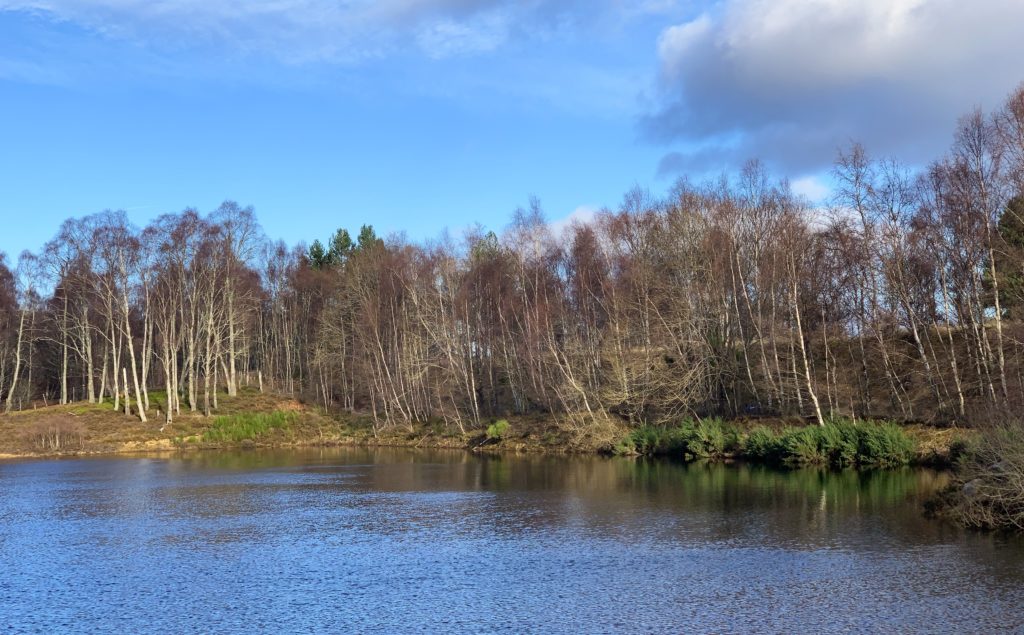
xmin=626 ymin=426 xmax=658 ymax=454
xmin=781 ymin=427 xmax=827 ymax=465
xmin=616 ymin=418 xmax=916 ymax=469
xmin=766 ymin=420 xmax=915 ymax=468
xmin=682 ymin=418 xmax=742 ymax=458
xmin=857 ymin=421 xmax=916 ymax=467
xmin=743 ymin=426 xmax=783 ymax=462
xmin=819 ymin=419 xmax=860 ymax=467
xmin=619 ymin=419 xmax=742 ymax=458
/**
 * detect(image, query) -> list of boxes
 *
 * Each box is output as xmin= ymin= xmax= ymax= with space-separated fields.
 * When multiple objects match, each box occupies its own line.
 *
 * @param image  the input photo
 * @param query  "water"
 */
xmin=1 ymin=450 xmax=1022 ymax=634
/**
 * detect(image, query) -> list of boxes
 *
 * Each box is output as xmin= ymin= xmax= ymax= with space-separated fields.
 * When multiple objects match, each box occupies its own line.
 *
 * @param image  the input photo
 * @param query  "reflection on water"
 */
xmin=1 ymin=449 xmax=1022 ymax=633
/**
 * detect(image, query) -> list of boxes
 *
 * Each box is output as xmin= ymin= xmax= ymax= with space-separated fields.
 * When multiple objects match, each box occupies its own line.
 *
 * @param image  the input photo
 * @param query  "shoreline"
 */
xmin=0 ymin=421 xmax=965 ymax=469
xmin=0 ymin=390 xmax=968 ymax=467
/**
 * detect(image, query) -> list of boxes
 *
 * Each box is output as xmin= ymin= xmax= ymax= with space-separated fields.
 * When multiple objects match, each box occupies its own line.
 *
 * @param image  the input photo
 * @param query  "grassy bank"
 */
xmin=0 ymin=389 xmax=320 ymax=457
xmin=0 ymin=390 xmax=966 ymax=469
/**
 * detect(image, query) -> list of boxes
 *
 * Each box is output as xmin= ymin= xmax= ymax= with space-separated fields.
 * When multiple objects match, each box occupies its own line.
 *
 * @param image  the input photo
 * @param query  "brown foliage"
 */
xmin=20 ymin=417 xmax=85 ymax=452
xmin=939 ymin=424 xmax=1024 ymax=530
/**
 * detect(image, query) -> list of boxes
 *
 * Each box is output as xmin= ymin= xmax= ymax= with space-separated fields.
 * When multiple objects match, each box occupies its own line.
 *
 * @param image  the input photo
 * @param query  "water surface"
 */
xmin=1 ymin=449 xmax=1022 ymax=633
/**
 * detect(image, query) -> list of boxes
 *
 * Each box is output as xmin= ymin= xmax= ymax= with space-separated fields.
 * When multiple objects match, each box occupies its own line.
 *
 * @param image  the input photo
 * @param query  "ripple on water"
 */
xmin=0 ymin=449 xmax=1022 ymax=633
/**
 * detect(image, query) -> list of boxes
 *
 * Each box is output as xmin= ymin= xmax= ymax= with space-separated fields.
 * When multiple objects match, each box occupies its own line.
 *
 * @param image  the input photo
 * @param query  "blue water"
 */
xmin=1 ymin=449 xmax=1022 ymax=633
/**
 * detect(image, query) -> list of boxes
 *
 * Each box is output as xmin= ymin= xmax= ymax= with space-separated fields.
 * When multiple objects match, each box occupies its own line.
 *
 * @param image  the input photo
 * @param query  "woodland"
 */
xmin=2 ymin=86 xmax=1024 ymax=441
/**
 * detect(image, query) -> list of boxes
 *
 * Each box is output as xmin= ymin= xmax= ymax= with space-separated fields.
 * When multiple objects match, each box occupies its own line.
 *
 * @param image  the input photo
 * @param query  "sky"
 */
xmin=2 ymin=0 xmax=1023 ymax=258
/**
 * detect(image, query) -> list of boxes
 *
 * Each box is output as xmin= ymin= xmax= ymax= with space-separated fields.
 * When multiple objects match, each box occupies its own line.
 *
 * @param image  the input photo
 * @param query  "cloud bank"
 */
xmin=646 ymin=0 xmax=1024 ymax=175
xmin=6 ymin=0 xmax=1021 ymax=180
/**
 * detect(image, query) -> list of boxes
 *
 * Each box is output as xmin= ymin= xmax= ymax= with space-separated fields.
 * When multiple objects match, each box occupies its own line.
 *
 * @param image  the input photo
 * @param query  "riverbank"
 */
xmin=0 ymin=388 xmax=968 ymax=466
xmin=0 ymin=389 xmax=583 ymax=459
xmin=925 ymin=424 xmax=1024 ymax=531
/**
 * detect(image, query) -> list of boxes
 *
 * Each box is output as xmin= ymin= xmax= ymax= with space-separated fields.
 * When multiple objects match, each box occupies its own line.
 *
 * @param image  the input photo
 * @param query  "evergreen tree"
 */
xmin=327 ymin=228 xmax=353 ymax=266
xmin=356 ymin=224 xmax=382 ymax=251
xmin=995 ymin=196 xmax=1024 ymax=319
xmin=308 ymin=239 xmax=327 ymax=269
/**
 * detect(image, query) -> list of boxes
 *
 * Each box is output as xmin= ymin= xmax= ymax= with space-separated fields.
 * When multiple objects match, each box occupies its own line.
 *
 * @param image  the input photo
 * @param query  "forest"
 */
xmin=1 ymin=85 xmax=1023 ymax=437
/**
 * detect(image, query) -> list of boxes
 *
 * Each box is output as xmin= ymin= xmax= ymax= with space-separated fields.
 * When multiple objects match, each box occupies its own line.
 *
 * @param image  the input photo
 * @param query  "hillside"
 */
xmin=0 ymin=388 xmax=615 ymax=458
xmin=0 ymin=389 xmax=336 ymax=458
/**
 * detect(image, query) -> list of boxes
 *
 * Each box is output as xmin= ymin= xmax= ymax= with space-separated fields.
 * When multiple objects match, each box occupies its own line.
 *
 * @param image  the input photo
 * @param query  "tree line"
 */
xmin=2 ymin=85 xmax=1024 ymax=431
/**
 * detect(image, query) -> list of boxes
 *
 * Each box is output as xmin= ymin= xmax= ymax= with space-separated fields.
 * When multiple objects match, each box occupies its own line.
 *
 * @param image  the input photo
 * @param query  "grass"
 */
xmin=201 ymin=411 xmax=298 ymax=443
xmin=616 ymin=417 xmax=916 ymax=468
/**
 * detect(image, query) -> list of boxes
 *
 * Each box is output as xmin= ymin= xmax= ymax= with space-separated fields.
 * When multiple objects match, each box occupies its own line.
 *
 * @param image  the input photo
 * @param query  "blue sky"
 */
xmin=2 ymin=0 xmax=1023 ymax=257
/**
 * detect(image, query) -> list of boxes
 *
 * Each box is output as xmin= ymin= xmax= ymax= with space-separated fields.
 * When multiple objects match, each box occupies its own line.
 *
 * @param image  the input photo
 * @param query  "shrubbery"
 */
xmin=615 ymin=419 xmax=742 ymax=460
xmin=857 ymin=421 xmax=917 ymax=467
xmin=21 ymin=418 xmax=85 ymax=452
xmin=486 ymin=419 xmax=511 ymax=440
xmin=616 ymin=417 xmax=916 ymax=468
xmin=745 ymin=420 xmax=915 ymax=467
xmin=930 ymin=425 xmax=1024 ymax=530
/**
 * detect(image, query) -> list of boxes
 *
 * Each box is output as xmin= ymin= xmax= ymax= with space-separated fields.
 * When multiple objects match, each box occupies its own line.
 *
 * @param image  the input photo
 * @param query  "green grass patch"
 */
xmin=202 ymin=411 xmax=297 ymax=443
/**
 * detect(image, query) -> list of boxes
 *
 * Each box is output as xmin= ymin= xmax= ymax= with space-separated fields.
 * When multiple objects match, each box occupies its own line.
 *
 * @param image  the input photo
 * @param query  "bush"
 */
xmin=931 ymin=425 xmax=1024 ymax=530
xmin=685 ymin=418 xmax=742 ymax=458
xmin=947 ymin=437 xmax=972 ymax=465
xmin=203 ymin=411 xmax=296 ymax=443
xmin=819 ymin=419 xmax=861 ymax=467
xmin=613 ymin=426 xmax=669 ymax=455
xmin=857 ymin=421 xmax=916 ymax=467
xmin=486 ymin=419 xmax=511 ymax=440
xmin=616 ymin=419 xmax=741 ymax=458
xmin=615 ymin=418 xmax=916 ymax=468
xmin=781 ymin=427 xmax=828 ymax=465
xmin=743 ymin=426 xmax=782 ymax=462
xmin=743 ymin=419 xmax=915 ymax=467
xmin=624 ymin=425 xmax=671 ymax=454
xmin=22 ymin=418 xmax=85 ymax=452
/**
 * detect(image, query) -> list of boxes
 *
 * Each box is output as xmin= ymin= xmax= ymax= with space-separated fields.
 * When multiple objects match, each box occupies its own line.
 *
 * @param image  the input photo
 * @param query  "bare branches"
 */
xmin=3 ymin=84 xmax=1024 ymax=435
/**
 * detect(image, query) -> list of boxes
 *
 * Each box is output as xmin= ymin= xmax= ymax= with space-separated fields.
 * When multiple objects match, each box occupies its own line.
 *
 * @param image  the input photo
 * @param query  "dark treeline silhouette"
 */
xmin=2 ymin=85 xmax=1024 ymax=432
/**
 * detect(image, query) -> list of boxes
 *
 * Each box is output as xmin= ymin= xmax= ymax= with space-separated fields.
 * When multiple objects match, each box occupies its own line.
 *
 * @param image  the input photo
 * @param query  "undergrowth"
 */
xmin=486 ymin=419 xmax=511 ymax=440
xmin=615 ymin=417 xmax=916 ymax=468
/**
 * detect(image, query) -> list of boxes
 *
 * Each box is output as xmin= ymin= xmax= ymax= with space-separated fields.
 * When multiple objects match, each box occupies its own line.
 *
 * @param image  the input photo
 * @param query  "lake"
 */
xmin=1 ymin=449 xmax=1023 ymax=633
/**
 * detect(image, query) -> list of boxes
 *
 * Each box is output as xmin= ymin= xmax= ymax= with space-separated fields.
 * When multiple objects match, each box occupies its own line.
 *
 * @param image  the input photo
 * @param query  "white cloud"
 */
xmin=656 ymin=13 xmax=711 ymax=79
xmin=646 ymin=0 xmax=1024 ymax=174
xmin=549 ymin=204 xmax=598 ymax=237
xmin=790 ymin=175 xmax=830 ymax=203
